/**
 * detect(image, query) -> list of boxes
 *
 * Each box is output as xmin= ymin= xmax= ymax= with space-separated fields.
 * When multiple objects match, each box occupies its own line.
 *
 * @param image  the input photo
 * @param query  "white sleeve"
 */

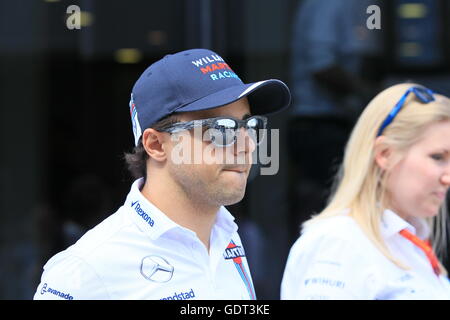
xmin=33 ymin=253 xmax=110 ymax=300
xmin=281 ymin=233 xmax=380 ymax=300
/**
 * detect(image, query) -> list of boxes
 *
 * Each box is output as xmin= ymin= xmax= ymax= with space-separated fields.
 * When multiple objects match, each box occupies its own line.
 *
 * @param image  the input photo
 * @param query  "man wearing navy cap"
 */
xmin=34 ymin=48 xmax=291 ymax=300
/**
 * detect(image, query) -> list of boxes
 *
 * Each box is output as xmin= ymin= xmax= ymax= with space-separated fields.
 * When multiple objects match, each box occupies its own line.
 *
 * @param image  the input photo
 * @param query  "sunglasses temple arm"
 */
xmin=377 ymin=89 xmax=412 ymax=137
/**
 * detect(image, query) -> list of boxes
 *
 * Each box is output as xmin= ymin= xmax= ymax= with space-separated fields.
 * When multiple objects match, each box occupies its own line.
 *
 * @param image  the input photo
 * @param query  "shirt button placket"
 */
xmin=191 ymin=240 xmax=216 ymax=297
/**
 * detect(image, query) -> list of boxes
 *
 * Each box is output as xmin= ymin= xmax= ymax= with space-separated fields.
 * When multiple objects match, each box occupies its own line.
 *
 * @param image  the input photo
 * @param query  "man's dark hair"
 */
xmin=124 ymin=114 xmax=179 ymax=180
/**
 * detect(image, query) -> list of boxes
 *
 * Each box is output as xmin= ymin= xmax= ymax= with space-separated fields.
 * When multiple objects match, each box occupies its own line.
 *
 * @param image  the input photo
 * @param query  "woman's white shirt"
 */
xmin=281 ymin=209 xmax=450 ymax=300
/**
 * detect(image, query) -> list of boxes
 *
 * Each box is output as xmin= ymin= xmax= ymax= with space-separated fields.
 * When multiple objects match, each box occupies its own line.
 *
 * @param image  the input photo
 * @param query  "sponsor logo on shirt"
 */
xmin=304 ymin=277 xmax=345 ymax=289
xmin=160 ymin=288 xmax=195 ymax=300
xmin=131 ymin=200 xmax=154 ymax=227
xmin=40 ymin=283 xmax=74 ymax=300
xmin=223 ymin=243 xmax=246 ymax=260
xmin=140 ymin=255 xmax=174 ymax=283
xmin=224 ymin=240 xmax=256 ymax=300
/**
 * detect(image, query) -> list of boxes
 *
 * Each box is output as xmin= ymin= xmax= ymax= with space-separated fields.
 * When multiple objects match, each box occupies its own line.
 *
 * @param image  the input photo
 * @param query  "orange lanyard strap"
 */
xmin=399 ymin=229 xmax=440 ymax=276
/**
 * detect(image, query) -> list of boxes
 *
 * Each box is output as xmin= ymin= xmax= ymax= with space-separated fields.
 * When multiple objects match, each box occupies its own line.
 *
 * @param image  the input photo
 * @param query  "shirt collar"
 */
xmin=125 ymin=178 xmax=238 ymax=240
xmin=214 ymin=206 xmax=238 ymax=236
xmin=125 ymin=178 xmax=180 ymax=240
xmin=380 ymin=209 xmax=430 ymax=240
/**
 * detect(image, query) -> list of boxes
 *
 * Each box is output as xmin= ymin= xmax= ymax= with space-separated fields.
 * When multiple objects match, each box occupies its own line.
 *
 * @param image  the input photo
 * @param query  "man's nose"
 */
xmin=442 ymin=168 xmax=450 ymax=187
xmin=233 ymin=128 xmax=256 ymax=155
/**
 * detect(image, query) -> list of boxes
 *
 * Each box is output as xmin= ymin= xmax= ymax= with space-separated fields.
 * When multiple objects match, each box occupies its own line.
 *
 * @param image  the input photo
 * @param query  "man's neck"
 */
xmin=140 ymin=178 xmax=219 ymax=252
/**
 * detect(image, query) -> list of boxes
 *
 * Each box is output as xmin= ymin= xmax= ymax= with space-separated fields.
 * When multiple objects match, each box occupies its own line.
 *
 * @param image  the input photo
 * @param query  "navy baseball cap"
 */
xmin=129 ymin=48 xmax=291 ymax=146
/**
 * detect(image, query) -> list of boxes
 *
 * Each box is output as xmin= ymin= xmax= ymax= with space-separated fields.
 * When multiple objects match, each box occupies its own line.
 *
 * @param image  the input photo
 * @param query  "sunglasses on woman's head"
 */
xmin=159 ymin=115 xmax=268 ymax=147
xmin=377 ymin=86 xmax=435 ymax=137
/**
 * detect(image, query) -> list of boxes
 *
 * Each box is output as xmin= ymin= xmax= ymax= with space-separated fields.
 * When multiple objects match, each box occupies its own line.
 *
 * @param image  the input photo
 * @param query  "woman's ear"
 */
xmin=141 ymin=128 xmax=168 ymax=162
xmin=374 ymin=136 xmax=392 ymax=170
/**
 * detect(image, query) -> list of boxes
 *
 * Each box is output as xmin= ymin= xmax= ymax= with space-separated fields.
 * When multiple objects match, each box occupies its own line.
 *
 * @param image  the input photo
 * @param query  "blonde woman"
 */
xmin=281 ymin=83 xmax=450 ymax=299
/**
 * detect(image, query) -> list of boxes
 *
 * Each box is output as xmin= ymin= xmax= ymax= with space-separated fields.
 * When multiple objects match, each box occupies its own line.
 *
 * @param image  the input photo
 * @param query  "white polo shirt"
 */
xmin=281 ymin=209 xmax=450 ymax=300
xmin=34 ymin=178 xmax=256 ymax=300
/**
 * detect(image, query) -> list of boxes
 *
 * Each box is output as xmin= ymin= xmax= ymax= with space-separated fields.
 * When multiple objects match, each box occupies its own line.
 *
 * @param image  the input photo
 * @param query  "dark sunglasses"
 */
xmin=377 ymin=86 xmax=435 ymax=137
xmin=159 ymin=115 xmax=268 ymax=147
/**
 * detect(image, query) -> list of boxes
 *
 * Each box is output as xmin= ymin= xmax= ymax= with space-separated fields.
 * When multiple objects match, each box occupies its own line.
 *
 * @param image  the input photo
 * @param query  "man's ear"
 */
xmin=142 ymin=128 xmax=168 ymax=162
xmin=374 ymin=136 xmax=392 ymax=170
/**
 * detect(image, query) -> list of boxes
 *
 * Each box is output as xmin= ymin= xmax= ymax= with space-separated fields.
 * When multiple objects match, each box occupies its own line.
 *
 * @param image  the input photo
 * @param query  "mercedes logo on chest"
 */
xmin=140 ymin=255 xmax=174 ymax=283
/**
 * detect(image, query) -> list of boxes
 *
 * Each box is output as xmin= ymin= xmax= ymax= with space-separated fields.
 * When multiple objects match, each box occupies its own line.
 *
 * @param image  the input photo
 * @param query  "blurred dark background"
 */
xmin=1 ymin=0 xmax=450 ymax=299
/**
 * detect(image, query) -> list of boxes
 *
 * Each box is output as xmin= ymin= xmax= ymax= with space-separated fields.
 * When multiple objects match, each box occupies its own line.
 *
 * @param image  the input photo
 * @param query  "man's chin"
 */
xmin=217 ymin=188 xmax=247 ymax=206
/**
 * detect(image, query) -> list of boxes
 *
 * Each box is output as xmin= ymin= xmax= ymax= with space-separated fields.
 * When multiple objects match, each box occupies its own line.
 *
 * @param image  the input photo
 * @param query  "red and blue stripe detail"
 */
xmin=227 ymin=240 xmax=256 ymax=300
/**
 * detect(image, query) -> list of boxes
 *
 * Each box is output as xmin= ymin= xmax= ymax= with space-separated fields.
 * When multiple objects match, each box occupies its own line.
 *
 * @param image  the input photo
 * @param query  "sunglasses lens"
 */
xmin=415 ymin=88 xmax=434 ymax=102
xmin=215 ymin=118 xmax=238 ymax=129
xmin=208 ymin=118 xmax=238 ymax=146
xmin=205 ymin=117 xmax=267 ymax=147
xmin=247 ymin=117 xmax=260 ymax=130
xmin=247 ymin=117 xmax=266 ymax=145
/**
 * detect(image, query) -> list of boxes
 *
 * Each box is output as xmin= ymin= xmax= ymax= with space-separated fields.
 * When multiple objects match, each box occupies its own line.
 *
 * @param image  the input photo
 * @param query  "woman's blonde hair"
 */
xmin=304 ymin=83 xmax=450 ymax=272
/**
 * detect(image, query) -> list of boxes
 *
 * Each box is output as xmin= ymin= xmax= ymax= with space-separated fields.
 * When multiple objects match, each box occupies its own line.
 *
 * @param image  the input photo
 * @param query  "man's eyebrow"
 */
xmin=242 ymin=113 xmax=252 ymax=120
